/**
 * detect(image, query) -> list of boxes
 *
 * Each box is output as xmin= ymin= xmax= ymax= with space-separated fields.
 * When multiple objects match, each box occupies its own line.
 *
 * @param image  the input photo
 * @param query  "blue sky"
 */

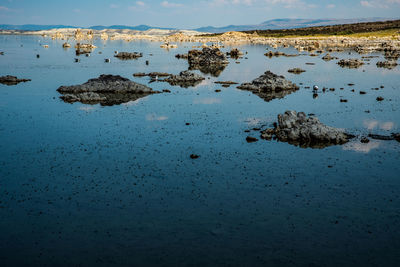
xmin=0 ymin=0 xmax=399 ymax=28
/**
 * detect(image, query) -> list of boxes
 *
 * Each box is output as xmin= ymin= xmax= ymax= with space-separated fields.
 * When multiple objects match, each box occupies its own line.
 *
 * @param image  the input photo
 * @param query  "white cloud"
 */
xmin=161 ymin=1 xmax=183 ymax=7
xmin=264 ymin=0 xmax=315 ymax=9
xmin=360 ymin=0 xmax=400 ymax=8
xmin=129 ymin=1 xmax=147 ymax=10
xmin=210 ymin=0 xmax=254 ymax=6
xmin=109 ymin=4 xmax=119 ymax=8
xmin=0 ymin=6 xmax=10 ymax=11
xmin=326 ymin=4 xmax=335 ymax=8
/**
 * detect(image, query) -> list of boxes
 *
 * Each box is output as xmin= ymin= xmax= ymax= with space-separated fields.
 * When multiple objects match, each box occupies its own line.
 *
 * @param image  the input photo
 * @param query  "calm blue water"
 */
xmin=1 ymin=35 xmax=400 ymax=266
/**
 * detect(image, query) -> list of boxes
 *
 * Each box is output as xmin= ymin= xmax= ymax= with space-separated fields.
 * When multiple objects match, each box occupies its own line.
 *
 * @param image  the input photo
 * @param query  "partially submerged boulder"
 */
xmin=187 ymin=47 xmax=229 ymax=76
xmin=164 ymin=71 xmax=205 ymax=88
xmin=0 ymin=75 xmax=31 ymax=85
xmin=261 ymin=111 xmax=352 ymax=148
xmin=337 ymin=58 xmax=364 ymax=68
xmin=237 ymin=71 xmax=299 ymax=102
xmin=57 ymin=74 xmax=160 ymax=106
xmin=114 ymin=52 xmax=143 ymax=59
xmin=376 ymin=60 xmax=398 ymax=69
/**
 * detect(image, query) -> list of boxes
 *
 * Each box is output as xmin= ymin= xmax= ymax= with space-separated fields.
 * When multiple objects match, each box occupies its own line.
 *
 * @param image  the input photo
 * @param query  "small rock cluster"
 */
xmin=337 ymin=58 xmax=364 ymax=68
xmin=164 ymin=71 xmax=205 ymax=88
xmin=114 ymin=52 xmax=143 ymax=59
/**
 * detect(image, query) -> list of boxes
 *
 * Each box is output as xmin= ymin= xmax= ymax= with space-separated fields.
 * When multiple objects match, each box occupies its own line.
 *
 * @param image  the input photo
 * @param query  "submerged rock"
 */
xmin=57 ymin=74 xmax=160 ymax=106
xmin=261 ymin=111 xmax=352 ymax=148
xmin=376 ymin=60 xmax=398 ymax=69
xmin=164 ymin=71 xmax=205 ymax=88
xmin=0 ymin=75 xmax=31 ymax=85
xmin=187 ymin=47 xmax=228 ymax=76
xmin=237 ymin=71 xmax=299 ymax=102
xmin=337 ymin=58 xmax=364 ymax=68
xmin=114 ymin=52 xmax=143 ymax=59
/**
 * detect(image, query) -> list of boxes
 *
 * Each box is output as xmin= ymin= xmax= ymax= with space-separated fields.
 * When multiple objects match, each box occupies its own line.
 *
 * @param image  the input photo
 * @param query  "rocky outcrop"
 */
xmin=57 ymin=74 xmax=160 ymax=106
xmin=164 ymin=71 xmax=205 ymax=88
xmin=287 ymin=68 xmax=306 ymax=74
xmin=237 ymin=71 xmax=299 ymax=102
xmin=0 ymin=75 xmax=31 ymax=85
xmin=337 ymin=58 xmax=364 ymax=68
xmin=261 ymin=111 xmax=352 ymax=148
xmin=114 ymin=52 xmax=143 ymax=59
xmin=376 ymin=60 xmax=398 ymax=69
xmin=187 ymin=47 xmax=229 ymax=76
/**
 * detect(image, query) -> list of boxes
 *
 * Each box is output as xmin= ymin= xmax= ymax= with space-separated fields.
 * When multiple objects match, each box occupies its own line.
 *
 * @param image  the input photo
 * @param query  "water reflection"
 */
xmin=193 ymin=97 xmax=221 ymax=105
xmin=343 ymin=141 xmax=381 ymax=153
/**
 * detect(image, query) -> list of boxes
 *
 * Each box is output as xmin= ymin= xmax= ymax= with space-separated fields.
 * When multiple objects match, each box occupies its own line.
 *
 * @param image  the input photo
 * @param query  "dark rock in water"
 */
xmin=393 ymin=133 xmax=400 ymax=142
xmin=57 ymin=74 xmax=160 ymax=106
xmin=288 ymin=68 xmax=306 ymax=74
xmin=337 ymin=59 xmax=364 ymax=68
xmin=227 ymin=48 xmax=243 ymax=59
xmin=114 ymin=52 xmax=143 ymax=59
xmin=214 ymin=81 xmax=238 ymax=85
xmin=0 ymin=75 xmax=31 ymax=85
xmin=133 ymin=72 xmax=147 ymax=77
xmin=359 ymin=91 xmax=366 ymax=95
xmin=148 ymin=72 xmax=170 ymax=77
xmin=376 ymin=60 xmax=398 ymax=69
xmin=340 ymin=99 xmax=348 ymax=103
xmin=368 ymin=134 xmax=393 ymax=141
xmin=190 ymin=154 xmax=200 ymax=159
xmin=260 ymin=111 xmax=352 ymax=148
xmin=376 ymin=96 xmax=384 ymax=101
xmin=361 ymin=137 xmax=370 ymax=143
xmin=175 ymin=53 xmax=188 ymax=59
xmin=264 ymin=51 xmax=298 ymax=58
xmin=237 ymin=71 xmax=299 ymax=102
xmin=321 ymin=53 xmax=338 ymax=61
xmin=246 ymin=136 xmax=258 ymax=143
xmin=187 ymin=47 xmax=228 ymax=77
xmin=163 ymin=71 xmax=205 ymax=88
xmin=368 ymin=133 xmax=400 ymax=142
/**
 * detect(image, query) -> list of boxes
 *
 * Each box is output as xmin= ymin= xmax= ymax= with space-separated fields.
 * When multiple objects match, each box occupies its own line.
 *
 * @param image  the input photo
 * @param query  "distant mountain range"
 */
xmin=0 ymin=18 xmax=397 ymax=33
xmin=194 ymin=18 xmax=398 ymax=33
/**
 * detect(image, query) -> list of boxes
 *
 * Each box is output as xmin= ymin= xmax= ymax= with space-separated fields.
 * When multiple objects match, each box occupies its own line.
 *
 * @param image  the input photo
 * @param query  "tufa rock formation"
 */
xmin=57 ymin=74 xmax=160 ymax=106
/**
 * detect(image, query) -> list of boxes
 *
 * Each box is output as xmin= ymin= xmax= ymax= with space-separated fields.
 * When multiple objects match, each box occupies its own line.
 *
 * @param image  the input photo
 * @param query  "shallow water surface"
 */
xmin=0 ymin=35 xmax=400 ymax=266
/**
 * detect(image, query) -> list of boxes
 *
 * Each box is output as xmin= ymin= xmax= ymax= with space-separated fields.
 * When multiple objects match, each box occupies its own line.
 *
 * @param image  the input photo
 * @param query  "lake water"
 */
xmin=1 ymin=35 xmax=400 ymax=266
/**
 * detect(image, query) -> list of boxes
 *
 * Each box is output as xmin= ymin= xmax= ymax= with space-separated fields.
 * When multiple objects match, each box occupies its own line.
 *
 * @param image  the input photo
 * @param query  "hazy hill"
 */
xmin=194 ymin=18 xmax=396 ymax=33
